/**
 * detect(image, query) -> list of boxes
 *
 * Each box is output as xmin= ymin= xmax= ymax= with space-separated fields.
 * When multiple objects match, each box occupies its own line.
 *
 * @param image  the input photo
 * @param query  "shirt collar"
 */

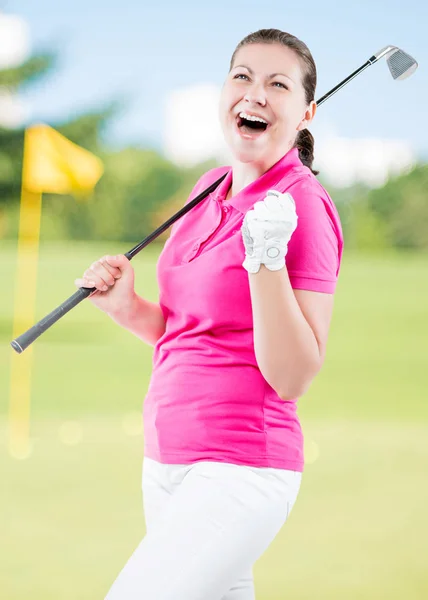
xmin=210 ymin=147 xmax=305 ymax=214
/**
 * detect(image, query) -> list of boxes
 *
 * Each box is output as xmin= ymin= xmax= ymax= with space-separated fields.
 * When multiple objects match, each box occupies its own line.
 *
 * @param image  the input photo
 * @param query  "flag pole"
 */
xmin=8 ymin=129 xmax=43 ymax=458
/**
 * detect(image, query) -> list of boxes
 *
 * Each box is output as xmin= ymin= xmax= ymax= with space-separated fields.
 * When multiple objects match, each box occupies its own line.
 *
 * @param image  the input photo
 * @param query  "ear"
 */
xmin=297 ymin=100 xmax=317 ymax=132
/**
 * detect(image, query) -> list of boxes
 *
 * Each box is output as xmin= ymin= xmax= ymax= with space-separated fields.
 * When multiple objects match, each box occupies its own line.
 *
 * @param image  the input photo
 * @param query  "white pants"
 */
xmin=105 ymin=457 xmax=302 ymax=600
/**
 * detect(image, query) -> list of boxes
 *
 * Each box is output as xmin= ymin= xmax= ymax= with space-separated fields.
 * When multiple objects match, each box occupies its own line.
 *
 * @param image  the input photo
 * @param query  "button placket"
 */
xmin=183 ymin=201 xmax=228 ymax=262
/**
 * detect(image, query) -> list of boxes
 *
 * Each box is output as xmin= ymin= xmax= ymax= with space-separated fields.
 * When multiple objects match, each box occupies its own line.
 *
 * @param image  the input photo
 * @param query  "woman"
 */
xmin=75 ymin=28 xmax=344 ymax=600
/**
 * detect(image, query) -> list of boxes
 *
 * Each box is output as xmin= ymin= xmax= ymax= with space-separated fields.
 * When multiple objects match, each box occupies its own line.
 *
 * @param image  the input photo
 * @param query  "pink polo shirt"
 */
xmin=143 ymin=147 xmax=343 ymax=471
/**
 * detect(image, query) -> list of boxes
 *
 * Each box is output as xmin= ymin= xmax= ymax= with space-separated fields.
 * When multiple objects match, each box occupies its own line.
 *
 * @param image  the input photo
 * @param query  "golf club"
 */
xmin=316 ymin=45 xmax=418 ymax=106
xmin=10 ymin=45 xmax=418 ymax=353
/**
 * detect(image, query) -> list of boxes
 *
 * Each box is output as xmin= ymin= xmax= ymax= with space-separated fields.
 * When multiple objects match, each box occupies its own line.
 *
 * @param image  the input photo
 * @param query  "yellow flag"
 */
xmin=22 ymin=124 xmax=104 ymax=195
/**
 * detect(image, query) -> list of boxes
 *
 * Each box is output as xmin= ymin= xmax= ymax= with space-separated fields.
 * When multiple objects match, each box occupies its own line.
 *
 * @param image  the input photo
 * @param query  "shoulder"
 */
xmin=280 ymin=170 xmax=344 ymax=284
xmin=283 ymin=169 xmax=343 ymax=243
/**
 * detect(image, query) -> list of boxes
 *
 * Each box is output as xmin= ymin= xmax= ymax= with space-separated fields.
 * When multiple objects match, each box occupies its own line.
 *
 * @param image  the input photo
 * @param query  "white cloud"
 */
xmin=313 ymin=135 xmax=415 ymax=187
xmin=163 ymin=83 xmax=231 ymax=167
xmin=0 ymin=12 xmax=30 ymax=69
xmin=0 ymin=12 xmax=31 ymax=128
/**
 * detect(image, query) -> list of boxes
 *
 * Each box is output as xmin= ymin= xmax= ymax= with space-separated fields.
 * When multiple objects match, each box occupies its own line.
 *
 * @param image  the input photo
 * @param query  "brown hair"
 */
xmin=229 ymin=28 xmax=319 ymax=176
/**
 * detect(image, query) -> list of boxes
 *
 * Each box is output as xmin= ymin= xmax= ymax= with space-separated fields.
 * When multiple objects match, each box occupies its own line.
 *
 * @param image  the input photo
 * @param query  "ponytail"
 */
xmin=294 ymin=129 xmax=319 ymax=176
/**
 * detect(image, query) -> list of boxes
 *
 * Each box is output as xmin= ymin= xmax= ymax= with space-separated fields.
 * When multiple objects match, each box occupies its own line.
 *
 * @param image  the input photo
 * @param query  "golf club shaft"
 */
xmin=10 ymin=174 xmax=227 ymax=353
xmin=316 ymin=57 xmax=375 ymax=106
xmin=9 ymin=50 xmax=389 ymax=353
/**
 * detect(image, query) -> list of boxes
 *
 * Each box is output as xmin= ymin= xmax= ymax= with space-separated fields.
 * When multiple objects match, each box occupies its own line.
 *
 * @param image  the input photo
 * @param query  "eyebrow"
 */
xmin=232 ymin=64 xmax=295 ymax=83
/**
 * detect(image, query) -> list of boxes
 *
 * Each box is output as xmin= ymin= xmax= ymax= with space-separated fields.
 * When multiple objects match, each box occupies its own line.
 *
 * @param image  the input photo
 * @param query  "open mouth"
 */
xmin=236 ymin=114 xmax=269 ymax=136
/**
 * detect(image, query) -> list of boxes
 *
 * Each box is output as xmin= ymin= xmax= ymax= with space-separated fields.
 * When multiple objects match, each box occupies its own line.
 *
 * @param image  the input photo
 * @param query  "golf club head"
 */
xmin=374 ymin=45 xmax=418 ymax=80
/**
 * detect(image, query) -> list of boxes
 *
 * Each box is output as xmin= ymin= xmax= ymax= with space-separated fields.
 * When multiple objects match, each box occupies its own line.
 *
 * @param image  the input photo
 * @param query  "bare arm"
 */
xmin=248 ymin=264 xmax=334 ymax=400
xmin=109 ymin=294 xmax=166 ymax=347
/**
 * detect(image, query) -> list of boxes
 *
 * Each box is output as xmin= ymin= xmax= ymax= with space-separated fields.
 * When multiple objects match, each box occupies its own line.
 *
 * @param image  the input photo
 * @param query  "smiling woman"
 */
xmin=219 ymin=29 xmax=319 ymax=183
xmin=73 ymin=28 xmax=344 ymax=600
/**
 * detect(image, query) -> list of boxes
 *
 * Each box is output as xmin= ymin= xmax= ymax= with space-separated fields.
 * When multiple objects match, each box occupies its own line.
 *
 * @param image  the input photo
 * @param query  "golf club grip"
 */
xmin=10 ymin=286 xmax=94 ymax=354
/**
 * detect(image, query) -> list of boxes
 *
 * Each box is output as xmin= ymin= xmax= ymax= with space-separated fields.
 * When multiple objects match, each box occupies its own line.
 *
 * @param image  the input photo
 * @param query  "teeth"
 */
xmin=239 ymin=111 xmax=268 ymax=125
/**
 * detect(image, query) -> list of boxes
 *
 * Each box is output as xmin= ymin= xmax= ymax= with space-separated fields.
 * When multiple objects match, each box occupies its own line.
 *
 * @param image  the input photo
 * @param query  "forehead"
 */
xmin=232 ymin=43 xmax=303 ymax=81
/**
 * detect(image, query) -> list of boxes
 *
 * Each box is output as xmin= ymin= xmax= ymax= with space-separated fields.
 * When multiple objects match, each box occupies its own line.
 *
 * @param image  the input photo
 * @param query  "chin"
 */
xmin=229 ymin=142 xmax=268 ymax=165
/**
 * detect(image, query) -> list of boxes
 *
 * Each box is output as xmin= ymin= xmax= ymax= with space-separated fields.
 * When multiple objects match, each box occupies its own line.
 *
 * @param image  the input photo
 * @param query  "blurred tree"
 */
xmin=367 ymin=164 xmax=428 ymax=250
xmin=56 ymin=103 xmax=120 ymax=152
xmin=40 ymin=150 xmax=216 ymax=243
xmin=0 ymin=46 xmax=214 ymax=244
xmin=0 ymin=126 xmax=24 ymax=206
xmin=320 ymin=177 xmax=372 ymax=247
xmin=0 ymin=50 xmax=117 ymax=208
xmin=0 ymin=52 xmax=56 ymax=205
xmin=320 ymin=164 xmax=428 ymax=251
xmin=0 ymin=52 xmax=56 ymax=87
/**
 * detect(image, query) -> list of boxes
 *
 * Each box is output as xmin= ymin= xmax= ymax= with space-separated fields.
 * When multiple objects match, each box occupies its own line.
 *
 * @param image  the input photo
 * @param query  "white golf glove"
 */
xmin=241 ymin=190 xmax=298 ymax=274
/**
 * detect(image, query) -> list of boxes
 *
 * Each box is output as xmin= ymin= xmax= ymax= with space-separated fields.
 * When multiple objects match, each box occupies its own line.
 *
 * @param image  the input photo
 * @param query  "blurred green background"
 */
xmin=1 ymin=243 xmax=427 ymax=599
xmin=1 ymin=2 xmax=428 ymax=599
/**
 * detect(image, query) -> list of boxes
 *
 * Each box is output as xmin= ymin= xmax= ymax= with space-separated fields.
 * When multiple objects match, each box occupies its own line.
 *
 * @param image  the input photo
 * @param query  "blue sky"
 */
xmin=3 ymin=0 xmax=427 ymax=160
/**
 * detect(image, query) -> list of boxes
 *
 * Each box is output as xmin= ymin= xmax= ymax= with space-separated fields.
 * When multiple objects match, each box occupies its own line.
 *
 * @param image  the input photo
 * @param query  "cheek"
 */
xmin=219 ymin=90 xmax=236 ymax=127
xmin=274 ymin=103 xmax=301 ymax=132
xmin=218 ymin=93 xmax=227 ymax=119
xmin=221 ymin=83 xmax=241 ymax=110
xmin=218 ymin=102 xmax=227 ymax=133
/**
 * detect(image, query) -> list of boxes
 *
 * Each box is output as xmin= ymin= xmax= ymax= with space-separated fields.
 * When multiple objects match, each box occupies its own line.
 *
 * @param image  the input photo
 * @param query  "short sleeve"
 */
xmin=285 ymin=180 xmax=344 ymax=294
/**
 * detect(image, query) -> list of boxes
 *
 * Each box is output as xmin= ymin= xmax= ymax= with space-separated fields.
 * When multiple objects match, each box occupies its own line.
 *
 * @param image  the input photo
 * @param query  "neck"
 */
xmin=226 ymin=157 xmax=276 ymax=200
xmin=226 ymin=144 xmax=296 ymax=200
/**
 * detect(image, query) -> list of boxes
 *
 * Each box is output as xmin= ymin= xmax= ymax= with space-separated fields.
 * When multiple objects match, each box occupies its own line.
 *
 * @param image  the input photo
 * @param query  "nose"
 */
xmin=243 ymin=82 xmax=267 ymax=106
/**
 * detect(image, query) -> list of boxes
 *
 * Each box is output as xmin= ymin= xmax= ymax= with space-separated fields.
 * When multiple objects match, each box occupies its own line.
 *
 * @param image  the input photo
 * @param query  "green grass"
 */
xmin=1 ymin=241 xmax=428 ymax=598
xmin=1 ymin=419 xmax=427 ymax=599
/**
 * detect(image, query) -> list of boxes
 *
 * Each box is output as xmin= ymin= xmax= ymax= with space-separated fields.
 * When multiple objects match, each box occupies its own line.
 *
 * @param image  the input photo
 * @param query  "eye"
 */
xmin=272 ymin=81 xmax=288 ymax=90
xmin=233 ymin=73 xmax=250 ymax=81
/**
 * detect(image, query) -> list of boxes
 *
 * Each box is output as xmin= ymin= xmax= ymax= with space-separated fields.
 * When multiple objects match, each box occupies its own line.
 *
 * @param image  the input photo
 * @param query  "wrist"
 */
xmin=109 ymin=292 xmax=141 ymax=326
xmin=242 ymin=246 xmax=288 ymax=274
xmin=263 ymin=260 xmax=286 ymax=272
